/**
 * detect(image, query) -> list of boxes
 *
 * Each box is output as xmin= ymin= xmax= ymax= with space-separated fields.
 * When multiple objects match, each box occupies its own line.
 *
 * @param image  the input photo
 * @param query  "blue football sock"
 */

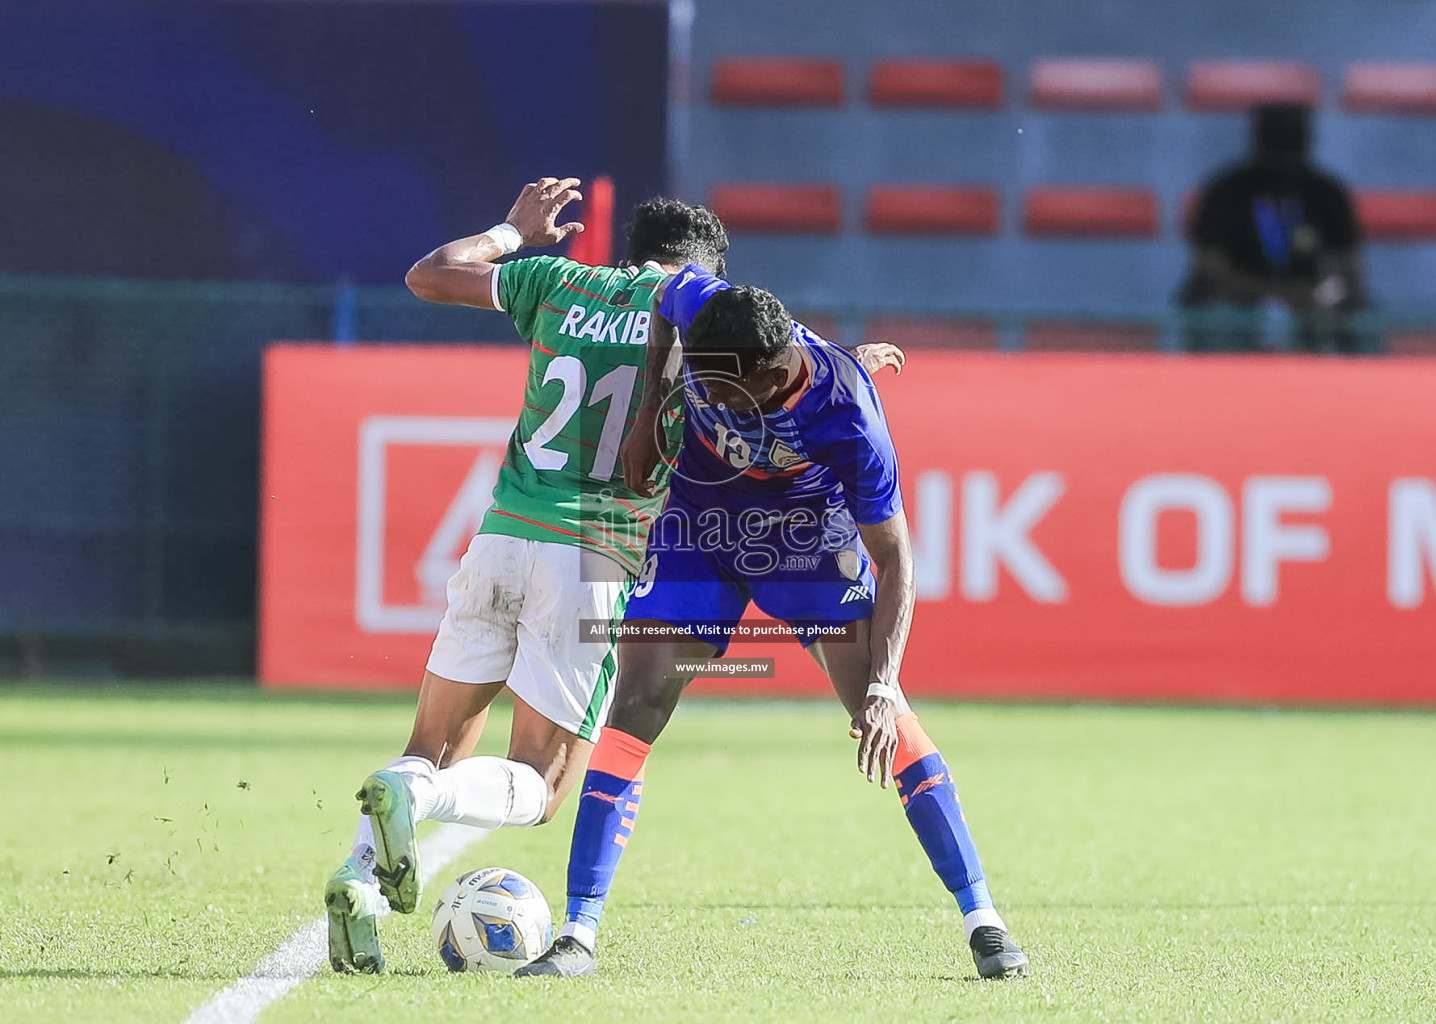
xmin=893 ymin=714 xmax=994 ymax=915
xmin=564 ymin=728 xmax=650 ymax=939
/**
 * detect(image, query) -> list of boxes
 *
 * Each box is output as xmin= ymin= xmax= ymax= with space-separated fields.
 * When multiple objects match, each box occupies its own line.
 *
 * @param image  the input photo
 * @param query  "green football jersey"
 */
xmin=481 ymin=255 xmax=681 ymax=575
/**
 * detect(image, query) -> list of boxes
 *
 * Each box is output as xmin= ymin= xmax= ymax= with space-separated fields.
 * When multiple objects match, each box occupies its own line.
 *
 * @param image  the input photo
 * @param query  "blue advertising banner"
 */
xmin=0 ymin=0 xmax=669 ymax=283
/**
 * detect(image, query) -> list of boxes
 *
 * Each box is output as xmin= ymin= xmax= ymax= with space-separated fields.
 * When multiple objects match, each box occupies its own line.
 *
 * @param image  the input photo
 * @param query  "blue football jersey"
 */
xmin=656 ymin=265 xmax=904 ymax=529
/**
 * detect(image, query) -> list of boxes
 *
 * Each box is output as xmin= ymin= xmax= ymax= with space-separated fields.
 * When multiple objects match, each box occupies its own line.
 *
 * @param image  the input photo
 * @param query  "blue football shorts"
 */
xmin=622 ymin=499 xmax=876 ymax=655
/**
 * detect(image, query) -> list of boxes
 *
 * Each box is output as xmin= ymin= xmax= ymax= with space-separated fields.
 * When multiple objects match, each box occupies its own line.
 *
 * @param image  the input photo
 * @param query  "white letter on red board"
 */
xmin=960 ymin=471 xmax=1067 ymax=603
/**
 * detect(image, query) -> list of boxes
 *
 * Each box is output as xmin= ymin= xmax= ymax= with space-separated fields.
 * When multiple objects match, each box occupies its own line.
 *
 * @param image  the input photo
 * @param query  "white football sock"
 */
xmin=560 ymin=921 xmax=597 ymax=951
xmin=386 ymin=754 xmax=439 ymax=821
xmin=347 ymin=817 xmax=377 ymax=882
xmin=420 ymin=756 xmax=548 ymax=829
xmin=962 ymin=908 xmax=1008 ymax=940
xmin=345 ymin=755 xmax=438 ymax=883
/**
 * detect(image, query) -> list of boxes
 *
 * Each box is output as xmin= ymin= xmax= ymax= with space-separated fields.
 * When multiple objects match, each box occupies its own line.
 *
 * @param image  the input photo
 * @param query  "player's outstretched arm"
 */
xmin=619 ymin=279 xmax=683 ymax=496
xmin=405 ymin=177 xmax=586 ymax=308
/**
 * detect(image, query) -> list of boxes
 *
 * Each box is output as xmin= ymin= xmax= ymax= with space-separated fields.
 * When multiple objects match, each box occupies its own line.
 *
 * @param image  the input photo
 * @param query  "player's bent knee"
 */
xmin=609 ymin=678 xmax=675 ymax=717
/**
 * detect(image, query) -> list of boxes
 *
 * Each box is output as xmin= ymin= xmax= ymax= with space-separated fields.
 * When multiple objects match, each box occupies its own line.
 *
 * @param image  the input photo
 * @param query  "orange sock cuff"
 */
xmin=588 ymin=728 xmax=651 ymax=781
xmin=893 ymin=712 xmax=940 ymax=776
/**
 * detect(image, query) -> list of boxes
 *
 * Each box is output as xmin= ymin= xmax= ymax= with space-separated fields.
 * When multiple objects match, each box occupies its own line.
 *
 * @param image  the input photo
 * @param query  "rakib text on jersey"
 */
xmin=557 ymin=304 xmax=651 ymax=345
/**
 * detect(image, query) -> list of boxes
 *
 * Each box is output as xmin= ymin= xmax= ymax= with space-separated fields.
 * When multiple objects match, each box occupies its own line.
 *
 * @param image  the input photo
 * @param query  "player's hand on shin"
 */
xmin=853 ymin=342 xmax=905 ymax=377
xmin=849 ymin=694 xmax=899 ymax=788
xmin=506 ymin=177 xmax=586 ymax=249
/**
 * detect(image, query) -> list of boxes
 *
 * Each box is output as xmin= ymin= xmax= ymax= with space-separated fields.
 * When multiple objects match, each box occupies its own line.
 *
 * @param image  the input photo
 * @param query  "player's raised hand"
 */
xmin=853 ymin=342 xmax=905 ymax=376
xmin=849 ymin=694 xmax=899 ymax=788
xmin=505 ymin=177 xmax=586 ymax=248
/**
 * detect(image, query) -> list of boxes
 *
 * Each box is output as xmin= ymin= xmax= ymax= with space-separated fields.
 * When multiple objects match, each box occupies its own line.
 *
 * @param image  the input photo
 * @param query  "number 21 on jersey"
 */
xmin=522 ymin=355 xmax=638 ymax=481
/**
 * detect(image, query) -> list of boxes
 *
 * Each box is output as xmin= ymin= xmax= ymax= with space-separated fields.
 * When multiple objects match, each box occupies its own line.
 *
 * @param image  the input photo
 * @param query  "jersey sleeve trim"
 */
xmin=657 ymin=264 xmax=731 ymax=336
xmin=854 ymin=492 xmax=905 ymax=525
xmin=490 ymin=263 xmax=504 ymax=312
xmin=780 ymin=343 xmax=815 ymax=410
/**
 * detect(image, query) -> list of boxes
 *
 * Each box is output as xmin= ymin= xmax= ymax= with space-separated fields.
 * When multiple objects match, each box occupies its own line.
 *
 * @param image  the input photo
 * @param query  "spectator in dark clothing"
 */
xmin=1178 ymin=103 xmax=1370 ymax=353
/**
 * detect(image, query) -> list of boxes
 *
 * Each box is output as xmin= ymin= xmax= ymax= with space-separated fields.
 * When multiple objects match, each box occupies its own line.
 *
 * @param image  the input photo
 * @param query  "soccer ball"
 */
xmin=431 ymin=867 xmax=553 ymax=973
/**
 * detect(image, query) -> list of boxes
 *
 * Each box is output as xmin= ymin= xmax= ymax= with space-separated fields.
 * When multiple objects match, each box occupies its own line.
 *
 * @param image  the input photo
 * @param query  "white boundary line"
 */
xmin=183 ymin=823 xmax=489 ymax=1024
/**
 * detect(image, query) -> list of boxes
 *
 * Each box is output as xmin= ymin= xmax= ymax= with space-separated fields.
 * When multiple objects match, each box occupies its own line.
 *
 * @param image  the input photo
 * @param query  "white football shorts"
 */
xmin=426 ymin=533 xmax=630 ymax=741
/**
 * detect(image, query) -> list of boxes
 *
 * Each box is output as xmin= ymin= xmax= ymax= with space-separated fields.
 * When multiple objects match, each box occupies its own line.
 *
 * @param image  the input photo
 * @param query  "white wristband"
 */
xmin=866 ymin=682 xmax=899 ymax=702
xmin=485 ymin=222 xmax=523 ymax=255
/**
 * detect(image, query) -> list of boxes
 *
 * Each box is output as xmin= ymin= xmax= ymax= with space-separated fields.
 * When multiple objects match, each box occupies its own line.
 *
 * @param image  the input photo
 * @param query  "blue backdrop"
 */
xmin=0 ymin=0 xmax=669 ymax=673
xmin=0 ymin=0 xmax=669 ymax=284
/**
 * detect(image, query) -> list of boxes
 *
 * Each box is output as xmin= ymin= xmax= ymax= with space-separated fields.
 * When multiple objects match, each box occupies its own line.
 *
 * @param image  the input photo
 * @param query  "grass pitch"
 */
xmin=1 ymin=684 xmax=1433 ymax=1023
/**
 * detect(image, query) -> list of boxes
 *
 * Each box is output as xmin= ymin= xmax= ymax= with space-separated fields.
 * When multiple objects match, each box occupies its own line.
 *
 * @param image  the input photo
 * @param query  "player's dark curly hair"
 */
xmin=625 ymin=197 xmax=729 ymax=276
xmin=684 ymin=285 xmax=792 ymax=380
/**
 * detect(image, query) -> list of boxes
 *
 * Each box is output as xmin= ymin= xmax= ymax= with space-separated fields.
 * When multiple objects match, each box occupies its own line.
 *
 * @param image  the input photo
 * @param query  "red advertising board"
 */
xmin=260 ymin=346 xmax=1436 ymax=703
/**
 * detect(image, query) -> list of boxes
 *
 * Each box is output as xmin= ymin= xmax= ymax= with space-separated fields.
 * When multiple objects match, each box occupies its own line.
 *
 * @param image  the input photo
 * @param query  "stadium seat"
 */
xmin=1388 ymin=331 xmax=1436 ymax=355
xmin=868 ymin=59 xmax=1004 ymax=108
xmin=1179 ymin=190 xmax=1199 ymax=236
xmin=1185 ymin=61 xmax=1321 ymax=111
xmin=1024 ymin=321 xmax=1161 ymax=351
xmin=709 ymin=184 xmax=842 ymax=233
xmin=1022 ymin=188 xmax=1160 ymax=238
xmin=1028 ymin=59 xmax=1164 ymax=111
xmin=710 ymin=58 xmax=845 ymax=106
xmin=1183 ymin=189 xmax=1436 ymax=242
xmin=1355 ymin=191 xmax=1436 ymax=240
xmin=864 ymin=186 xmax=1000 ymax=235
xmin=1342 ymin=64 xmax=1436 ymax=115
xmin=864 ymin=315 xmax=999 ymax=349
